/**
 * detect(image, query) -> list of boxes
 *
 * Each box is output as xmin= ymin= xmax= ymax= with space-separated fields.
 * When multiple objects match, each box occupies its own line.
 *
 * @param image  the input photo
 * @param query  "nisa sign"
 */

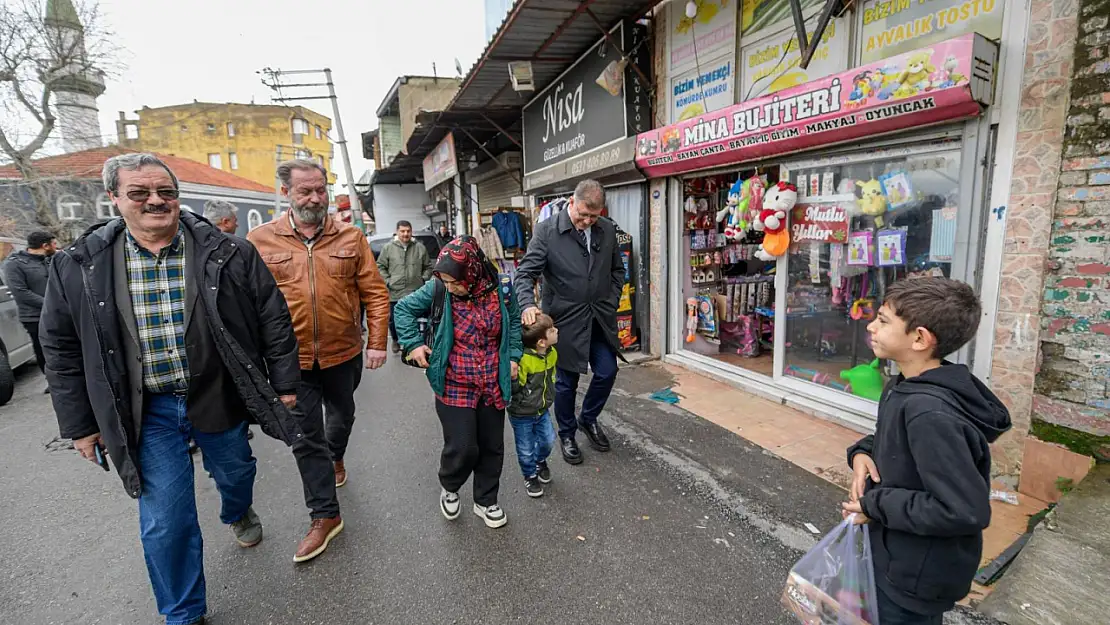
xmin=522 ymin=21 xmax=651 ymax=177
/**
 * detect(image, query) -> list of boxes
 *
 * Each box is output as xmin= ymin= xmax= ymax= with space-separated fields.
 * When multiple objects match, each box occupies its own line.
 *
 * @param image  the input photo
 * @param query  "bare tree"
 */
xmin=0 ymin=0 xmax=114 ymax=237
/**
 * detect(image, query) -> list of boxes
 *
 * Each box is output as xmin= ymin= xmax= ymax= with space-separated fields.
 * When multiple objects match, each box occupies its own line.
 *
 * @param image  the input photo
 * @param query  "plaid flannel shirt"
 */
xmin=124 ymin=226 xmax=190 ymax=393
xmin=439 ymin=289 xmax=504 ymax=410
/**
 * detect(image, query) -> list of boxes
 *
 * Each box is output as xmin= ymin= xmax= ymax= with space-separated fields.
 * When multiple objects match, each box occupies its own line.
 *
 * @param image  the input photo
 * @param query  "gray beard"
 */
xmin=293 ymin=204 xmax=328 ymax=225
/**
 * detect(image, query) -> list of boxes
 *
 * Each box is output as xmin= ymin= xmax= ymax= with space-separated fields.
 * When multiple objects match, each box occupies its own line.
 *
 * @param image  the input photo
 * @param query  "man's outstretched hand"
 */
xmin=521 ymin=306 xmax=539 ymax=326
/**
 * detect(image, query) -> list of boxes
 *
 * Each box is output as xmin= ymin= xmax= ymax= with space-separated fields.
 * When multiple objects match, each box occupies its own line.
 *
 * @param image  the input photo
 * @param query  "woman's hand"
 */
xmin=407 ymin=345 xmax=432 ymax=368
xmin=511 ymin=361 xmax=519 ymax=380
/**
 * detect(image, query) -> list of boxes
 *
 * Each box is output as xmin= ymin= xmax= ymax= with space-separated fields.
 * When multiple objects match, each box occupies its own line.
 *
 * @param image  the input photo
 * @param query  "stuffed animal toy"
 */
xmin=894 ymin=50 xmax=935 ymax=98
xmin=716 ymin=178 xmax=747 ymax=240
xmin=755 ymin=181 xmax=797 ymax=261
xmin=840 ymin=359 xmax=885 ymax=402
xmin=856 ymin=178 xmax=888 ymax=224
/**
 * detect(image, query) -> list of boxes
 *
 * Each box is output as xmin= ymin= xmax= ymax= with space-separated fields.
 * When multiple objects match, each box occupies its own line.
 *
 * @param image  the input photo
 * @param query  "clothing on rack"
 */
xmin=475 ymin=225 xmax=506 ymax=261
xmin=537 ymin=197 xmax=568 ymax=224
xmin=492 ymin=210 xmax=525 ymax=249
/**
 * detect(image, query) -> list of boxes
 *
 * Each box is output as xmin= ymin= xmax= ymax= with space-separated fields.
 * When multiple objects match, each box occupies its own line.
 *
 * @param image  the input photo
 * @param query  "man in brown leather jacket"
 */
xmin=248 ymin=159 xmax=390 ymax=563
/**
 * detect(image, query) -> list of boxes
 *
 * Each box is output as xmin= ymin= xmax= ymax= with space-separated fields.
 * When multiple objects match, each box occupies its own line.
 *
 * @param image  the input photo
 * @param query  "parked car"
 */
xmin=367 ymin=230 xmax=442 ymax=261
xmin=0 ymin=272 xmax=35 ymax=405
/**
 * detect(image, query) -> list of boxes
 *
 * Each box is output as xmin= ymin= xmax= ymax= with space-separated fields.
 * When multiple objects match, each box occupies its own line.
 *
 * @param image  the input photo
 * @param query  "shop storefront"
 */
xmin=637 ymin=34 xmax=999 ymax=427
xmin=521 ymin=20 xmax=653 ymax=353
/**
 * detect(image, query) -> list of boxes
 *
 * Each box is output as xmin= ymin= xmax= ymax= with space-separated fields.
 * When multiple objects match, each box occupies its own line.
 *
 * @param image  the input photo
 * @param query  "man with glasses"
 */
xmin=515 ymin=179 xmax=626 ymax=466
xmin=248 ymin=159 xmax=390 ymax=563
xmin=39 ymin=153 xmax=303 ymax=625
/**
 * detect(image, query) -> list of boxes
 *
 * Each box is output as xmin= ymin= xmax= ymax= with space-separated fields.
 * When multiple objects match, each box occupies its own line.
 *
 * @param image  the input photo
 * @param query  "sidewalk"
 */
xmin=604 ymin=361 xmax=1048 ymax=608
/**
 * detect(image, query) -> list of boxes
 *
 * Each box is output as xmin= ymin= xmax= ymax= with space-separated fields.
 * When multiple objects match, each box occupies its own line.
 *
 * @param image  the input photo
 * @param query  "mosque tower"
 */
xmin=44 ymin=0 xmax=106 ymax=152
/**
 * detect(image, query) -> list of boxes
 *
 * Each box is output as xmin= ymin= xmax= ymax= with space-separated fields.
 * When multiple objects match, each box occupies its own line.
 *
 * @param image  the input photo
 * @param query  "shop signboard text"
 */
xmin=523 ymin=22 xmax=651 ymax=177
xmin=860 ymin=0 xmax=1003 ymax=63
xmin=422 ymin=133 xmax=458 ymax=191
xmin=790 ymin=203 xmax=851 ymax=243
xmin=634 ymin=34 xmax=996 ymax=178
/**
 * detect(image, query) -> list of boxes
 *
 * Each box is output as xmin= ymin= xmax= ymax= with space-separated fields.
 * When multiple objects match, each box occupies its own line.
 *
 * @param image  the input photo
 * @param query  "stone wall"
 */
xmin=1034 ymin=0 xmax=1110 ymax=456
xmin=989 ymin=0 xmax=1080 ymax=475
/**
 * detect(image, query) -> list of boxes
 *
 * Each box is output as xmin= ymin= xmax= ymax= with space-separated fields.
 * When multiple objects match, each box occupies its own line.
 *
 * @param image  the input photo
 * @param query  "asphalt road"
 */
xmin=2 ymin=356 xmax=855 ymax=625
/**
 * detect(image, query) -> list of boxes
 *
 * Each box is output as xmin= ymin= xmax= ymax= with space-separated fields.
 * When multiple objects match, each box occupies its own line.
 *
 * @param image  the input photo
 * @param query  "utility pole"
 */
xmin=260 ymin=67 xmax=364 ymax=232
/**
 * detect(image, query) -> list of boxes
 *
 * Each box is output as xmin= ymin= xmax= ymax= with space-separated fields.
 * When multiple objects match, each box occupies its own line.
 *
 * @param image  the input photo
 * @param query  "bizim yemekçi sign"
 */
xmin=634 ymin=33 xmax=997 ymax=178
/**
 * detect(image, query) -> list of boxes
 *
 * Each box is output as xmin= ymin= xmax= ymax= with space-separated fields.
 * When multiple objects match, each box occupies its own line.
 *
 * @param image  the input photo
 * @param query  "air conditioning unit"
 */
xmin=508 ymin=61 xmax=534 ymax=92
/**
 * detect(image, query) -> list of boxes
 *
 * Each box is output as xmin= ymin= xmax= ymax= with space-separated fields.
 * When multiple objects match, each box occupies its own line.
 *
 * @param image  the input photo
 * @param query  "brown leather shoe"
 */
xmin=293 ymin=516 xmax=344 ymax=563
xmin=334 ymin=460 xmax=347 ymax=487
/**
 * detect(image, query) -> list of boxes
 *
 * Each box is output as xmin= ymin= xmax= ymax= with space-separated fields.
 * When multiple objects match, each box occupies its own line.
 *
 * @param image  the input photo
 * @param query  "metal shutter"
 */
xmin=477 ymin=172 xmax=521 ymax=212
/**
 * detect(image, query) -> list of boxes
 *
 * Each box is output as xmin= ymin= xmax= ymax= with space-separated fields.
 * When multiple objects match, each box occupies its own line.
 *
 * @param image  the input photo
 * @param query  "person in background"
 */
xmin=202 ymin=199 xmax=239 ymax=235
xmin=508 ymin=313 xmax=559 ymax=498
xmin=376 ymin=220 xmax=432 ymax=354
xmin=515 ymin=179 xmax=624 ymax=466
xmin=843 ymin=277 xmax=1011 ymax=625
xmin=1 ymin=231 xmax=56 ymax=389
xmin=248 ymin=159 xmax=391 ymax=563
xmin=40 ymin=153 xmax=303 ymax=625
xmin=393 ymin=236 xmax=522 ymax=529
xmin=436 ymin=223 xmax=450 ymax=244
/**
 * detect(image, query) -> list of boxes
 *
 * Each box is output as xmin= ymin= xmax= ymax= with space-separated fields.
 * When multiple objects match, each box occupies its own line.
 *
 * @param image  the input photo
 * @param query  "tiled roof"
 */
xmin=0 ymin=146 xmax=274 ymax=193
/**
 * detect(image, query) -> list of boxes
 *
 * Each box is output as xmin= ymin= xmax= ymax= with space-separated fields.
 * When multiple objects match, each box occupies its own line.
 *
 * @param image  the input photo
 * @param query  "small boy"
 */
xmin=508 ymin=313 xmax=559 ymax=498
xmin=842 ymin=277 xmax=1011 ymax=625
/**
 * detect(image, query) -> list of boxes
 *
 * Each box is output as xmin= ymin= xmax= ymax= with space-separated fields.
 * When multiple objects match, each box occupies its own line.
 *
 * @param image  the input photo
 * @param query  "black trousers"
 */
xmin=388 ymin=301 xmax=399 ymax=344
xmin=22 ymin=321 xmax=44 ymax=374
xmin=435 ymin=398 xmax=505 ymax=507
xmin=291 ymin=355 xmax=362 ymax=519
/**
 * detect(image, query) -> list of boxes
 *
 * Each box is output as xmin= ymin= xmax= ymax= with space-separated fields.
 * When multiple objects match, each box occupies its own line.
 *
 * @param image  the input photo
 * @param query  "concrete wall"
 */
xmin=648 ymin=8 xmax=669 ymax=359
xmin=119 ymin=103 xmax=335 ymax=188
xmin=372 ymin=183 xmax=432 ymax=235
xmin=397 ymin=78 xmax=460 ymax=150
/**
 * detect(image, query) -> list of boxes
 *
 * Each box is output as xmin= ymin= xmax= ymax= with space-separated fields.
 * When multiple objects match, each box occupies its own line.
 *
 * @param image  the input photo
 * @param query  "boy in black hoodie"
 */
xmin=842 ymin=277 xmax=1011 ymax=624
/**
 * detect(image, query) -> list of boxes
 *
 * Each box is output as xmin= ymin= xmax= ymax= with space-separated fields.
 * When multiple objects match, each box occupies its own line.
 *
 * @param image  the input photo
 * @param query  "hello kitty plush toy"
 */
xmin=755 ymin=181 xmax=798 ymax=261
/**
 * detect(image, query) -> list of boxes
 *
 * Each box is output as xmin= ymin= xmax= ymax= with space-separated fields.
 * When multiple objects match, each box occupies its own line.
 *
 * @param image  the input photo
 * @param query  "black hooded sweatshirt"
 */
xmin=846 ymin=362 xmax=1011 ymax=616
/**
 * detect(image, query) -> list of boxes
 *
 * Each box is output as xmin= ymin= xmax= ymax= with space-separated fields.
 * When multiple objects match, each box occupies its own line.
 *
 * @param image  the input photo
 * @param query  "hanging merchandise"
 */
xmin=809 ymin=242 xmax=822 ymax=284
xmin=878 ymin=170 xmax=914 ymax=210
xmin=696 ymin=294 xmax=718 ymax=337
xmin=492 ymin=209 xmax=525 ymax=249
xmin=929 ymin=206 xmax=957 ymax=262
xmin=847 ymin=231 xmax=874 ymax=266
xmin=876 ymin=229 xmax=908 ymax=266
xmin=685 ymin=297 xmax=698 ymax=343
xmin=475 ymin=224 xmax=506 ymax=260
xmin=855 ymin=178 xmax=888 ymax=226
xmin=754 ymin=181 xmax=797 ymax=261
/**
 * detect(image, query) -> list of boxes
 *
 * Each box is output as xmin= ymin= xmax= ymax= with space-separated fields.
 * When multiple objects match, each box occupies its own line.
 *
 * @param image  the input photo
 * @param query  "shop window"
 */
xmin=678 ymin=144 xmax=967 ymax=405
xmin=780 ymin=148 xmax=964 ymax=400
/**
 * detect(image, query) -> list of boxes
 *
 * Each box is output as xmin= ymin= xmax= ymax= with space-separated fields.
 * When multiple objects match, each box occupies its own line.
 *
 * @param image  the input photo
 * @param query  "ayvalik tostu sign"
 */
xmin=522 ymin=21 xmax=651 ymax=177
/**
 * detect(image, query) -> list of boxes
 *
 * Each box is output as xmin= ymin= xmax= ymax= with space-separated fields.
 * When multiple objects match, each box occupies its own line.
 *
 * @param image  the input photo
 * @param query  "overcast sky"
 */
xmin=93 ymin=0 xmax=491 ymax=191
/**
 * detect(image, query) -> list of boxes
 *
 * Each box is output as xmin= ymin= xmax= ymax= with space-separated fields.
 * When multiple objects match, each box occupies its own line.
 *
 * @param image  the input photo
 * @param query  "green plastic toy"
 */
xmin=841 ymin=359 xmax=885 ymax=402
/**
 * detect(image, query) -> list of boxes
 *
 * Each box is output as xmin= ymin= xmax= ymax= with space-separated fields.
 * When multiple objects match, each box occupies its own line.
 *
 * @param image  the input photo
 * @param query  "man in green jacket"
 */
xmin=377 ymin=220 xmax=432 ymax=353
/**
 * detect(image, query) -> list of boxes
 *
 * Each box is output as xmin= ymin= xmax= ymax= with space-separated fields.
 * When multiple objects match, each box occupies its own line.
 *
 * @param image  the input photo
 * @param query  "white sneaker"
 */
xmin=473 ymin=503 xmax=507 ymax=528
xmin=440 ymin=489 xmax=460 ymax=520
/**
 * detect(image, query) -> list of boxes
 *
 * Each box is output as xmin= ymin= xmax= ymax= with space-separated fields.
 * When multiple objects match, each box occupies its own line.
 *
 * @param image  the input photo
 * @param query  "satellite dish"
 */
xmin=455 ymin=58 xmax=463 ymax=77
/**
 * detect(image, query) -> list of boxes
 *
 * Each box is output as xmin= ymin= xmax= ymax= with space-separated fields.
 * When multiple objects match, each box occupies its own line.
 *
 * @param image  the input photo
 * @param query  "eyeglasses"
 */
xmin=124 ymin=188 xmax=180 ymax=202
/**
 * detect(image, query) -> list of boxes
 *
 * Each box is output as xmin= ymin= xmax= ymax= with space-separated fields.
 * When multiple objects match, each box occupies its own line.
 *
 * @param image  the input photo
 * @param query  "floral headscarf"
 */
xmin=434 ymin=235 xmax=497 ymax=298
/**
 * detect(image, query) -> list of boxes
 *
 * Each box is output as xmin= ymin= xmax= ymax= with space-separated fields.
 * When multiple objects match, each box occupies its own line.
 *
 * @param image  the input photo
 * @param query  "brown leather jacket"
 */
xmin=248 ymin=213 xmax=390 ymax=370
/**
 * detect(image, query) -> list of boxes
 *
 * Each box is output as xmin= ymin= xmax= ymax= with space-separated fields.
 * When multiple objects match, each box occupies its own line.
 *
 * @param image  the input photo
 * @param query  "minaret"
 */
xmin=44 ymin=0 xmax=106 ymax=153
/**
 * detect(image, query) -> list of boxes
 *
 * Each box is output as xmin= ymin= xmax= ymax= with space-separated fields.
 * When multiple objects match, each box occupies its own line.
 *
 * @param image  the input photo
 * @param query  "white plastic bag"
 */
xmin=781 ymin=517 xmax=879 ymax=625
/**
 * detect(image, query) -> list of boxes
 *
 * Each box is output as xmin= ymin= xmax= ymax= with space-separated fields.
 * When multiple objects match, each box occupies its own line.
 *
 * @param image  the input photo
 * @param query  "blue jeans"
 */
xmin=553 ymin=323 xmax=618 ymax=439
xmin=138 ymin=393 xmax=256 ymax=625
xmin=509 ymin=410 xmax=556 ymax=478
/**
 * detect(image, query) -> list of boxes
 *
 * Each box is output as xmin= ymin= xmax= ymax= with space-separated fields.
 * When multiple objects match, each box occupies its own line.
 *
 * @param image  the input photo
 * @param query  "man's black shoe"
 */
xmin=580 ymin=422 xmax=611 ymax=452
xmin=560 ymin=437 xmax=583 ymax=465
xmin=247 ymin=428 xmax=254 ymax=440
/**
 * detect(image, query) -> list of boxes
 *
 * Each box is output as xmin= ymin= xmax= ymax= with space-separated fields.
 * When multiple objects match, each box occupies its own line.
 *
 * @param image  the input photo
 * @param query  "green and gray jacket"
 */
xmin=377 ymin=238 xmax=432 ymax=301
xmin=508 ymin=347 xmax=558 ymax=417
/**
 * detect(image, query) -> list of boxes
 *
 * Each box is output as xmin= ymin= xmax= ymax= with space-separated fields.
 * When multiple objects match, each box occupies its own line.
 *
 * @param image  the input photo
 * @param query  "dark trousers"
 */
xmin=291 ymin=355 xmax=361 ymax=519
xmin=388 ymin=301 xmax=399 ymax=344
xmin=435 ymin=398 xmax=505 ymax=507
xmin=22 ymin=321 xmax=44 ymax=374
xmin=876 ymin=587 xmax=944 ymax=625
xmin=553 ymin=323 xmax=618 ymax=439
